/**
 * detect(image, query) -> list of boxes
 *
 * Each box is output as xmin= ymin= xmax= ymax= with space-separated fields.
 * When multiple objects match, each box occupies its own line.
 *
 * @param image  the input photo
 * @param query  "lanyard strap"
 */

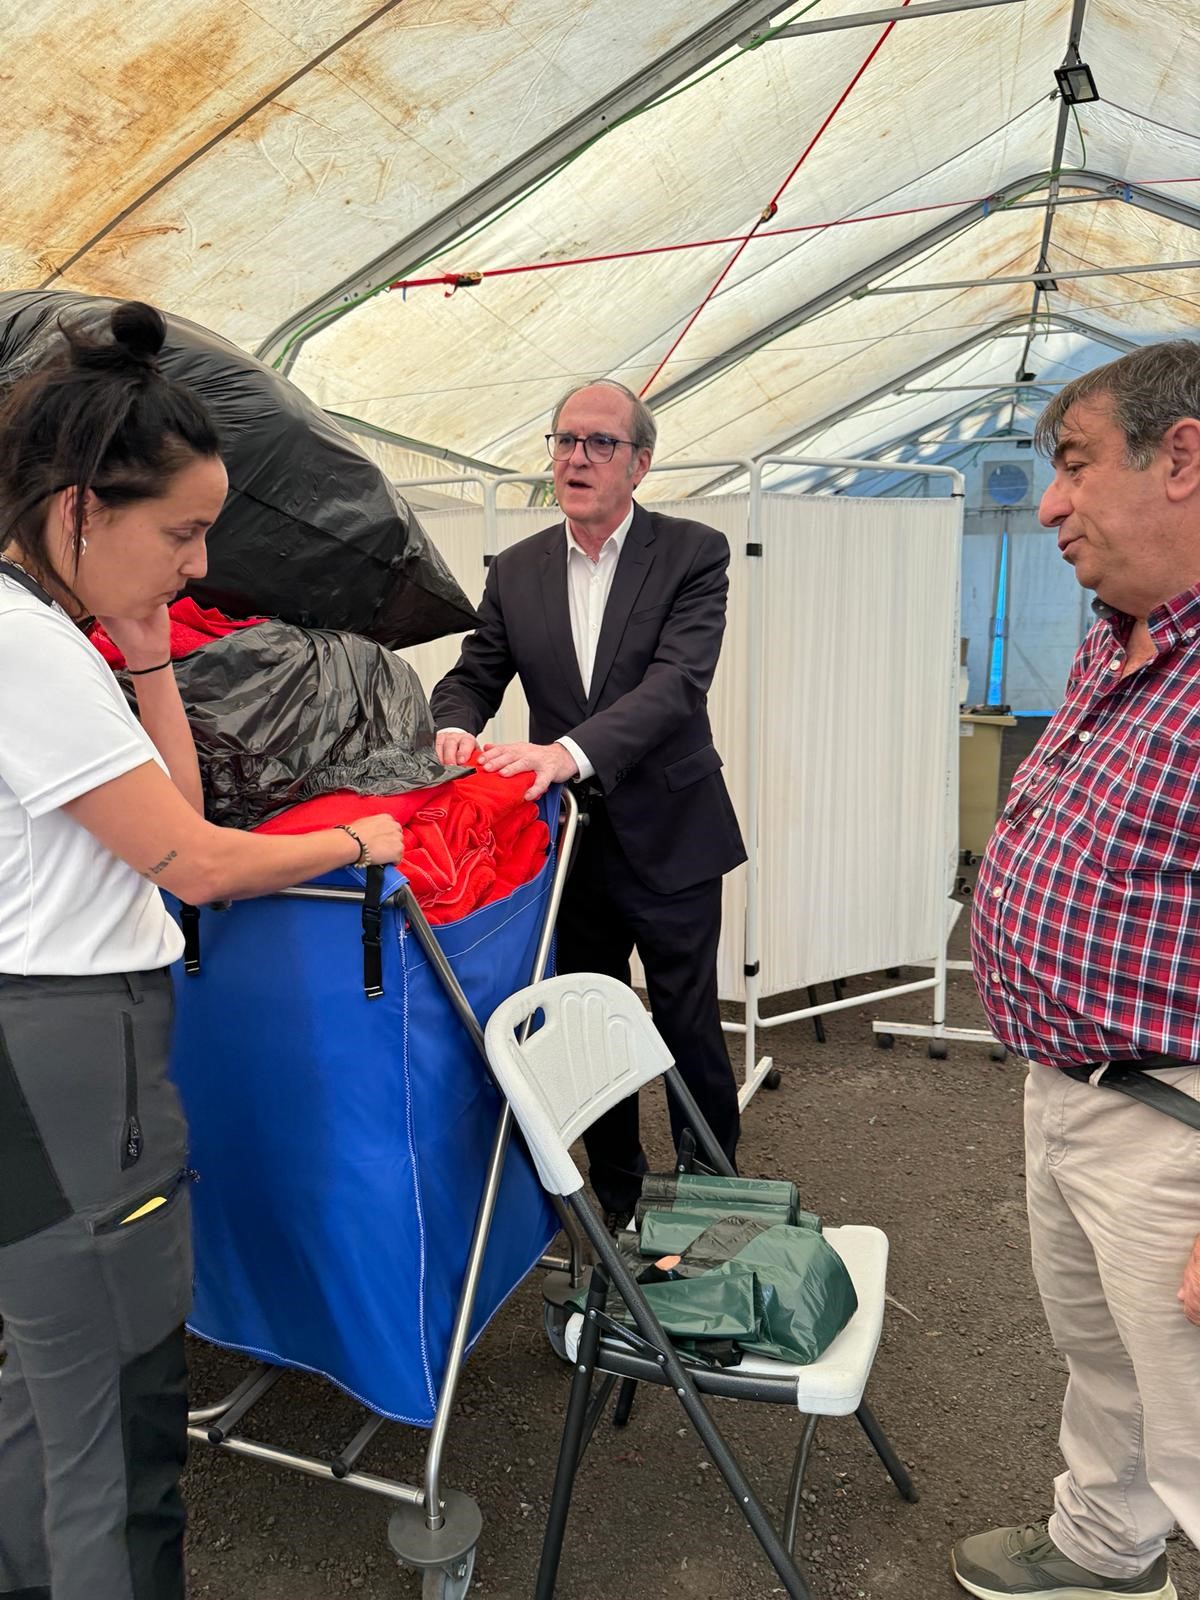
xmin=0 ymin=557 xmax=54 ymax=608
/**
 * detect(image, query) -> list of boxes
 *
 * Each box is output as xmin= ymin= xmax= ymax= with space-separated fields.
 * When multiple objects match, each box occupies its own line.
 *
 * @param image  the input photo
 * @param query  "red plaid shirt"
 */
xmin=972 ymin=581 xmax=1200 ymax=1067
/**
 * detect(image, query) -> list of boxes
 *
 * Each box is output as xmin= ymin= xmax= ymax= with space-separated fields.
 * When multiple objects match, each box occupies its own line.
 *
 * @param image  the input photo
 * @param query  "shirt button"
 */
xmin=1031 ymin=806 xmax=1043 ymax=818
xmin=990 ymin=970 xmax=1001 ymax=984
xmin=991 ymin=885 xmax=1002 ymax=898
xmin=1108 ymin=656 xmax=1122 ymax=671
xmin=1078 ymin=731 xmax=1092 ymax=743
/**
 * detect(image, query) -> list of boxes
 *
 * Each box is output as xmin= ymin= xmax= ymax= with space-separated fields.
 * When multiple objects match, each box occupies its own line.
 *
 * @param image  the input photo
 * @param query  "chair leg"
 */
xmin=782 ymin=1414 xmax=820 ymax=1555
xmin=536 ymin=1273 xmax=607 ymax=1600
xmin=807 ymin=987 xmax=826 ymax=1044
xmin=612 ymin=1376 xmax=638 ymax=1429
xmin=855 ymin=1399 xmax=919 ymax=1503
xmin=577 ymin=1210 xmax=814 ymax=1600
xmin=577 ymin=1372 xmax=619 ymax=1457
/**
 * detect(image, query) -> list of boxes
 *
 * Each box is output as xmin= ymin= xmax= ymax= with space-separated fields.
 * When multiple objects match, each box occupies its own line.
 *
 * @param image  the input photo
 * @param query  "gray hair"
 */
xmin=551 ymin=379 xmax=657 ymax=456
xmin=1034 ymin=339 xmax=1200 ymax=468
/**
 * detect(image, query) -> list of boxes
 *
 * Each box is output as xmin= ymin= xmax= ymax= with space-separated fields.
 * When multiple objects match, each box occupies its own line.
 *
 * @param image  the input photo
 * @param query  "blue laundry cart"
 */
xmin=171 ymin=788 xmax=580 ymax=1599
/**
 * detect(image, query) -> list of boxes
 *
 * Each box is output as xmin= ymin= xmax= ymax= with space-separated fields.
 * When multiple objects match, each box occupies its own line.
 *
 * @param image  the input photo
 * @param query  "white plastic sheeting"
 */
xmin=755 ymin=494 xmax=961 ymax=991
xmin=5 ymin=1 xmax=1195 ymax=481
xmin=410 ymin=487 xmax=959 ymax=1003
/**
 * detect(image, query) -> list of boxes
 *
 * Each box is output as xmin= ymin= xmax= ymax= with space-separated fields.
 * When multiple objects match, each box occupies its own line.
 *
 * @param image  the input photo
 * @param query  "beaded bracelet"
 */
xmin=336 ymin=823 xmax=371 ymax=866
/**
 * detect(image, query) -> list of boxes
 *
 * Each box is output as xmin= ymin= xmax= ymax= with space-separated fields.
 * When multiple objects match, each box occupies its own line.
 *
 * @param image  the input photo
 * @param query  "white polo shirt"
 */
xmin=0 ymin=572 xmax=184 ymax=974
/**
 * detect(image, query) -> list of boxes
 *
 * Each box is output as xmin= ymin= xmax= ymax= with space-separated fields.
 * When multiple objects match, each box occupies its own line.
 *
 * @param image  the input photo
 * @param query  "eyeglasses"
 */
xmin=545 ymin=431 xmax=638 ymax=464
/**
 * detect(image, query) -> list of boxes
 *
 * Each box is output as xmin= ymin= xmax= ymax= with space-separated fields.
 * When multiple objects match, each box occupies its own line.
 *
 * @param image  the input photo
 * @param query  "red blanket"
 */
xmin=255 ymin=753 xmax=551 ymax=924
xmin=90 ymin=599 xmax=265 ymax=668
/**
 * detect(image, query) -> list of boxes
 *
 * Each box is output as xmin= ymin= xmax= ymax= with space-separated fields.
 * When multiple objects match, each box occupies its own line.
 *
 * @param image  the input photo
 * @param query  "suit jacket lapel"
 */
xmin=587 ymin=502 xmax=655 ymax=713
xmin=541 ymin=525 xmax=587 ymax=713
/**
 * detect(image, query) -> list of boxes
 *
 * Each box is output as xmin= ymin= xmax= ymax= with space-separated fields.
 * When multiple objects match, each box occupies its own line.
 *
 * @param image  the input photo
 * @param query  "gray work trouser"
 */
xmin=0 ymin=970 xmax=192 ymax=1600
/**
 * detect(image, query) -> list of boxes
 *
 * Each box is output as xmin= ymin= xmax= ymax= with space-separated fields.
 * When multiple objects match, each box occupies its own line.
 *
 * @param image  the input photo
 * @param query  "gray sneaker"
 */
xmin=951 ymin=1523 xmax=1177 ymax=1600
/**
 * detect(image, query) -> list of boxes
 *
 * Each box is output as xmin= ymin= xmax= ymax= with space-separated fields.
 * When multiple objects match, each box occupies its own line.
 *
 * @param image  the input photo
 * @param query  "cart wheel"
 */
xmin=989 ymin=1045 xmax=1007 ymax=1062
xmin=928 ymin=1040 xmax=949 ymax=1060
xmin=543 ymin=1299 xmax=570 ymax=1363
xmin=422 ymin=1549 xmax=475 ymax=1600
xmin=764 ymin=1068 xmax=782 ymax=1090
xmin=876 ymin=1033 xmax=895 ymax=1050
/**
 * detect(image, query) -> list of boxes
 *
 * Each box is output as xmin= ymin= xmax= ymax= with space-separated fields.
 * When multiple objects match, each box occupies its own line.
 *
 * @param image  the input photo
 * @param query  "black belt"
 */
xmin=1059 ymin=1058 xmax=1200 ymax=1131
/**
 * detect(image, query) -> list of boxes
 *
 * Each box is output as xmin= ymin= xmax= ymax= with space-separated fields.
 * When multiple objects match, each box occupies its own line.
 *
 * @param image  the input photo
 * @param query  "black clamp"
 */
xmin=180 ymin=903 xmax=201 ymax=975
xmin=361 ymin=865 xmax=386 ymax=1000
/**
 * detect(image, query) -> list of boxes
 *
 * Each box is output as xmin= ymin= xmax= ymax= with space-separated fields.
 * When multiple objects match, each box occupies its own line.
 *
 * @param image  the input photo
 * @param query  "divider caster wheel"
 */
xmin=928 ymin=1040 xmax=949 ymax=1060
xmin=989 ymin=1045 xmax=1007 ymax=1062
xmin=764 ymin=1068 xmax=782 ymax=1090
xmin=422 ymin=1550 xmax=475 ymax=1600
xmin=876 ymin=1033 xmax=895 ymax=1050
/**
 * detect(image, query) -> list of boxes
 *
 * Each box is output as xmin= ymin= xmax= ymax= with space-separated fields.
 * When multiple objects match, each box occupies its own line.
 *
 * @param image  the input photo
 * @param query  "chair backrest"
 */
xmin=483 ymin=973 xmax=674 ymax=1196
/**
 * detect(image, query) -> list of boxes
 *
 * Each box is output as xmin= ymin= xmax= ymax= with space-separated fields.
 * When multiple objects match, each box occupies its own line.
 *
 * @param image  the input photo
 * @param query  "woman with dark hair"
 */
xmin=0 ymin=301 xmax=405 ymax=1600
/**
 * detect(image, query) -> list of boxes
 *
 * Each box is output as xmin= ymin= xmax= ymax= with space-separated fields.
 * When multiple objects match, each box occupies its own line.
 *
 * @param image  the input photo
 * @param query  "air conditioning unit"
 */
xmin=980 ymin=459 xmax=1033 ymax=510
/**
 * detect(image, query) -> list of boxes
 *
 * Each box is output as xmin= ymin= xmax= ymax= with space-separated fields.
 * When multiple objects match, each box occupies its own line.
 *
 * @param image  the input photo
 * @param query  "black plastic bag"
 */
xmin=147 ymin=621 xmax=464 ymax=829
xmin=0 ymin=291 xmax=478 ymax=648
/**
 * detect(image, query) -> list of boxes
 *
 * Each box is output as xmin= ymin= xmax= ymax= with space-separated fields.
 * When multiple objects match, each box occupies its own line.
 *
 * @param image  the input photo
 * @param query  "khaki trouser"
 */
xmin=1024 ymin=1059 xmax=1200 ymax=1579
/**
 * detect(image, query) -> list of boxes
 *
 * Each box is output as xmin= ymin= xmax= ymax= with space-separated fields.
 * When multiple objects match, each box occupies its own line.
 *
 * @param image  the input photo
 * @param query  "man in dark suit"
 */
xmin=432 ymin=379 xmax=745 ymax=1225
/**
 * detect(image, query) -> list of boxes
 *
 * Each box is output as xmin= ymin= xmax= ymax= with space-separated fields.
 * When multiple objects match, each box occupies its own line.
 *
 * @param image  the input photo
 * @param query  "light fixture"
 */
xmin=1055 ymin=46 xmax=1099 ymax=105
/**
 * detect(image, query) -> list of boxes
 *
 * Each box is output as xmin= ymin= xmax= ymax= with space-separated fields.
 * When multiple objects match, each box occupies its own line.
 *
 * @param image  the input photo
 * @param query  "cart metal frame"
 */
xmin=186 ymin=790 xmax=583 ymax=1599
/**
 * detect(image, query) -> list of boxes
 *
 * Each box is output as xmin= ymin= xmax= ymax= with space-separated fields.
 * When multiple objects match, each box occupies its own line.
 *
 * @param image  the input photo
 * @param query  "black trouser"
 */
xmin=0 ymin=970 xmax=191 ymax=1600
xmin=556 ymin=801 xmax=740 ymax=1215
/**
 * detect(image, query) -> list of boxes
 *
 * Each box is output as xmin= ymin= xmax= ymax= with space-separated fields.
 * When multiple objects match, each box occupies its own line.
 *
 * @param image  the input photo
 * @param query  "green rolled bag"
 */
xmin=574 ymin=1177 xmax=857 ymax=1365
xmin=636 ymin=1173 xmax=809 ymax=1224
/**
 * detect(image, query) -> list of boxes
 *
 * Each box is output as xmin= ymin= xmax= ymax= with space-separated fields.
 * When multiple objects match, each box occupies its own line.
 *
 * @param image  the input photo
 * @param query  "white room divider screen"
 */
xmin=400 ymin=459 xmax=964 ymax=1105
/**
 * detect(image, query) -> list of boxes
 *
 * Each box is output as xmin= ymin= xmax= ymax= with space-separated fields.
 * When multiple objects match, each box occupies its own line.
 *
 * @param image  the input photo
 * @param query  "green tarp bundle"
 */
xmin=576 ymin=1175 xmax=857 ymax=1366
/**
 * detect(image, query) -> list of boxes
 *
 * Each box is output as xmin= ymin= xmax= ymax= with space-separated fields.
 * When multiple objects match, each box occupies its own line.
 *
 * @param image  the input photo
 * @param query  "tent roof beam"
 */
xmin=791 ymin=389 xmax=1055 ymax=494
xmin=647 ymin=169 xmax=1197 ymax=415
xmin=687 ymin=311 xmax=1136 ymax=495
xmin=255 ymin=0 xmax=791 ymax=373
xmin=747 ymin=0 xmax=1026 ymax=39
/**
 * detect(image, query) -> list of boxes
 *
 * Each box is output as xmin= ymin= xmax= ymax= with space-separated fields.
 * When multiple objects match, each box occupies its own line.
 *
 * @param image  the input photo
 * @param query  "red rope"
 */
xmin=636 ymin=0 xmax=913 ymax=398
xmin=390 ymin=195 xmax=989 ymax=293
xmin=386 ymin=174 xmax=1200 ymax=297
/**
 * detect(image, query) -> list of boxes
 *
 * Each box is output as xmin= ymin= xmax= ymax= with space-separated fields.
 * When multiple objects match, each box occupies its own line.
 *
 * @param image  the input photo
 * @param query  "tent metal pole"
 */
xmin=1017 ymin=0 xmax=1090 ymax=381
xmin=688 ymin=314 xmax=1135 ymax=497
xmin=865 ymin=258 xmax=1200 ymax=293
xmin=756 ymin=0 xmax=1026 ymax=38
xmin=739 ymin=463 xmax=769 ymax=1107
xmin=647 ymin=168 xmax=1192 ymax=417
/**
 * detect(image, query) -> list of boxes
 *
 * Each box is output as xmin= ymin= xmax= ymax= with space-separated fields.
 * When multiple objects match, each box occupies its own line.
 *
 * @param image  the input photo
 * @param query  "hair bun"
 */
xmin=109 ymin=301 xmax=167 ymax=365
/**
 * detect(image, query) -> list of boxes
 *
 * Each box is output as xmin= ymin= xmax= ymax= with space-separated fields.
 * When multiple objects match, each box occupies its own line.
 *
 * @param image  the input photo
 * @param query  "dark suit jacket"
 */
xmin=430 ymin=502 xmax=745 ymax=895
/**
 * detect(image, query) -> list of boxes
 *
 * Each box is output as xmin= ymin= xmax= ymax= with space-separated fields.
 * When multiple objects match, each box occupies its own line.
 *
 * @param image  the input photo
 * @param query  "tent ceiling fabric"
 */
xmin=5 ymin=0 xmax=1198 ymax=492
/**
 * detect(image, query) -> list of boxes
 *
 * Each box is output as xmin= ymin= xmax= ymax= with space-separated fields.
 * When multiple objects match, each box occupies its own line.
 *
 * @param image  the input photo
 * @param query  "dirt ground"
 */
xmin=182 ymin=919 xmax=1200 ymax=1600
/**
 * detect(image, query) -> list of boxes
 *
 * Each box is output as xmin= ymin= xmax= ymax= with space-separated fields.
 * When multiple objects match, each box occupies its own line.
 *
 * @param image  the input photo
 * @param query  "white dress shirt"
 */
xmin=438 ymin=505 xmax=634 ymax=784
xmin=556 ymin=506 xmax=633 ymax=781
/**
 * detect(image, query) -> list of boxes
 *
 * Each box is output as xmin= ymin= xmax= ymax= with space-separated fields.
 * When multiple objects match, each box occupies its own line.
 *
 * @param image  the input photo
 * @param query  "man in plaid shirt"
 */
xmin=954 ymin=342 xmax=1200 ymax=1600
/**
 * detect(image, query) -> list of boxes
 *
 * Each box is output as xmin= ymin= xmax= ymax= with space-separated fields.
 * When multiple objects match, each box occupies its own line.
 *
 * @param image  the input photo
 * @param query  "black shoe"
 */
xmin=602 ymin=1205 xmax=635 ymax=1236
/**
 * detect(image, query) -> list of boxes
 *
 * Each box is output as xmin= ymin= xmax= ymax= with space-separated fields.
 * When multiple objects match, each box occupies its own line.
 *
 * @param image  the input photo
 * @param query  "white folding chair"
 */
xmin=484 ymin=973 xmax=917 ymax=1600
